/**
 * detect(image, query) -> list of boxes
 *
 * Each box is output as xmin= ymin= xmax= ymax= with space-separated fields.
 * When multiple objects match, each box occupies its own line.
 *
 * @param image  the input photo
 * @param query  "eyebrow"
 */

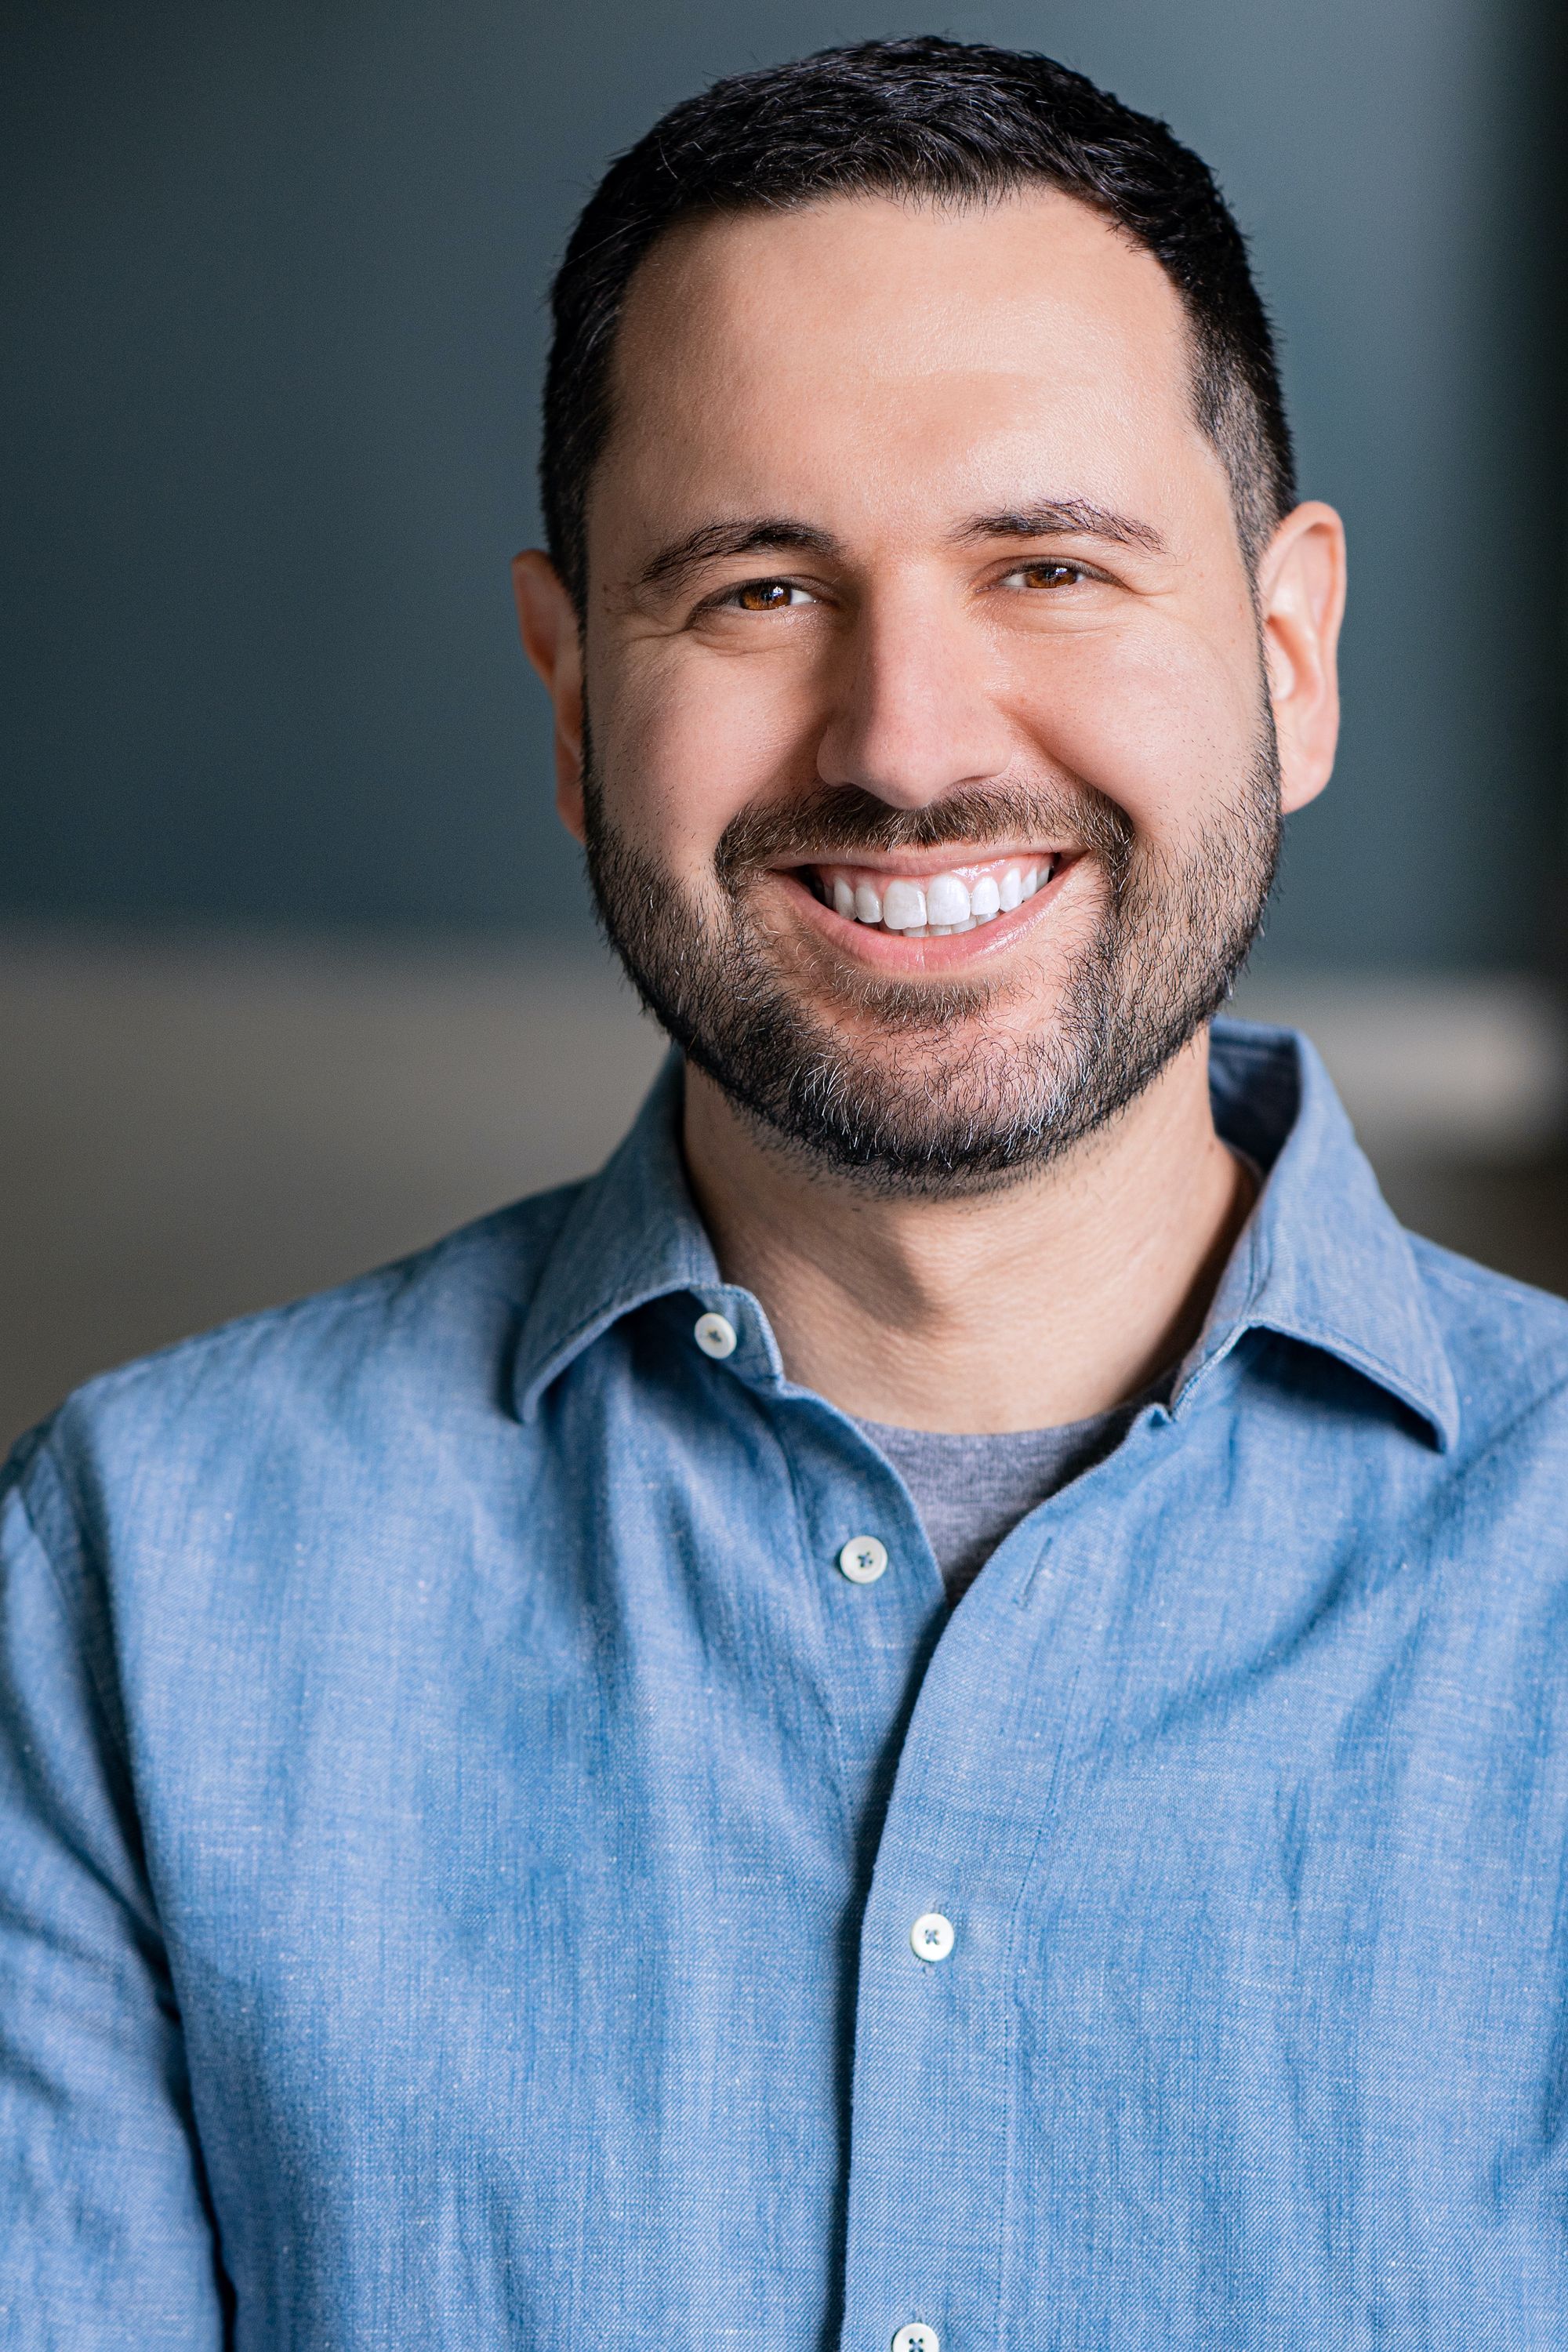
xmin=631 ymin=496 xmax=1165 ymax=600
xmin=633 ymin=517 xmax=838 ymax=596
xmin=956 ymin=500 xmax=1166 ymax=556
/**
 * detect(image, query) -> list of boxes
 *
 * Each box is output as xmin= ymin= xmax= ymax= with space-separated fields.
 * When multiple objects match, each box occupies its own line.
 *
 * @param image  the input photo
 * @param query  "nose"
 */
xmin=814 ymin=590 xmax=1011 ymax=809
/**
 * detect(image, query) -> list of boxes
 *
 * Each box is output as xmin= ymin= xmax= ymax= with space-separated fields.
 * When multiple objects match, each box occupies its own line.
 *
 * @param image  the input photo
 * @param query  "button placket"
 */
xmin=786 ymin=1412 xmax=966 ymax=2337
xmin=837 ymin=1562 xmax=1047 ymax=2350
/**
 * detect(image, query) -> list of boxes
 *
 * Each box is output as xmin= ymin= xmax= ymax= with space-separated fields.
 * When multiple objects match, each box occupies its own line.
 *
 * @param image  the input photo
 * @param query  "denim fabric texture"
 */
xmin=5 ymin=1021 xmax=1568 ymax=2349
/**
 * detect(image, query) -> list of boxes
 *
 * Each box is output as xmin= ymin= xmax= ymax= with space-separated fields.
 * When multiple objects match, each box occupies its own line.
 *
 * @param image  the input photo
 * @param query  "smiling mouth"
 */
xmin=799 ymin=852 xmax=1062 ymax=938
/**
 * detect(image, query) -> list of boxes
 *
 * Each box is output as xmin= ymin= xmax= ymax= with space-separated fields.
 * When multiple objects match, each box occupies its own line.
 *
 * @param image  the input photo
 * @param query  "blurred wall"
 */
xmin=3 ymin=0 xmax=1565 ymax=964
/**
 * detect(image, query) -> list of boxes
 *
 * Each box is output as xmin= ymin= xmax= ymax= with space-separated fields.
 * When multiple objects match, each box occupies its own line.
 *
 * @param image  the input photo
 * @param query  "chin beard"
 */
xmin=579 ymin=719 xmax=1282 ymax=1200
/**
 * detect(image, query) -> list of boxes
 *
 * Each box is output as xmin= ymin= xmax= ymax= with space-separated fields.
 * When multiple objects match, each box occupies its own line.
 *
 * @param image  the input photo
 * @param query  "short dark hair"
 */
xmin=540 ymin=35 xmax=1295 ymax=610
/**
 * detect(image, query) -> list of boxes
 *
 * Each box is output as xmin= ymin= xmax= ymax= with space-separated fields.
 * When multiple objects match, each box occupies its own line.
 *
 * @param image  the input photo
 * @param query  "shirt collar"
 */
xmin=511 ymin=1021 xmax=1459 ymax=1451
xmin=1174 ymin=1018 xmax=1459 ymax=1448
xmin=513 ymin=1051 xmax=766 ymax=1421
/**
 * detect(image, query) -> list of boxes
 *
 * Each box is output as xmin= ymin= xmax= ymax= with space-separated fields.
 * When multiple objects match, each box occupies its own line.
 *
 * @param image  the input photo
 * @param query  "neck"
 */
xmin=681 ymin=1033 xmax=1254 ymax=1433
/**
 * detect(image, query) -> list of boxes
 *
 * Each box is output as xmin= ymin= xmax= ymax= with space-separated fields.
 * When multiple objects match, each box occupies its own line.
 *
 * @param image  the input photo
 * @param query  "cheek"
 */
xmin=1018 ymin=629 xmax=1261 ymax=840
xmin=590 ymin=644 xmax=822 ymax=882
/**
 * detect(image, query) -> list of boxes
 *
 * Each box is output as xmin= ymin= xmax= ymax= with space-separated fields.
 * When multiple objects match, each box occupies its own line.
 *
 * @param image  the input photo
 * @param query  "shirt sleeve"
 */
xmin=0 ymin=1436 xmax=227 ymax=2350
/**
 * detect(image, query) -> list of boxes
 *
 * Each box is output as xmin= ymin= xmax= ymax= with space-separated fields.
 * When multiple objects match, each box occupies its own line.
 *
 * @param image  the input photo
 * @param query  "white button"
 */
xmin=892 ymin=2326 xmax=941 ymax=2352
xmin=910 ymin=1911 xmax=955 ymax=1963
xmin=693 ymin=1312 xmax=737 ymax=1359
xmin=837 ymin=1534 xmax=888 ymax=1584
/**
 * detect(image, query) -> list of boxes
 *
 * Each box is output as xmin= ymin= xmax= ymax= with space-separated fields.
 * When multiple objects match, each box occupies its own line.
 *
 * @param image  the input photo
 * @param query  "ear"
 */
xmin=1254 ymin=502 xmax=1347 ymax=816
xmin=512 ymin=550 xmax=586 ymax=843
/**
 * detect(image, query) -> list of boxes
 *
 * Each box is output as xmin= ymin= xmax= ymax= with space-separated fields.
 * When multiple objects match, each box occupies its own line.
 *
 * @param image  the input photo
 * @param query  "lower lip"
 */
xmin=775 ymin=860 xmax=1076 ymax=969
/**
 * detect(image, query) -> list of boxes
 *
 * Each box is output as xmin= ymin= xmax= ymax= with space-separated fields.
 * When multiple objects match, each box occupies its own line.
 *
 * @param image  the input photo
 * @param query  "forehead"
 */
xmin=595 ymin=190 xmax=1224 ymax=554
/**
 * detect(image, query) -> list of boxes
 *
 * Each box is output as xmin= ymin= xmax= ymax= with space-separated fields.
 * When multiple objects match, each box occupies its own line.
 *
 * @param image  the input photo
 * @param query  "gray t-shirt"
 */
xmin=853 ymin=1398 xmax=1145 ymax=1602
xmin=855 ymin=1148 xmax=1256 ymax=1601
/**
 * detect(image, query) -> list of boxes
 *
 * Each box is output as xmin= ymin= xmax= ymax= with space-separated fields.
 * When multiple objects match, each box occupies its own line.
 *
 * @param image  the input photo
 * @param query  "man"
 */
xmin=5 ymin=34 xmax=1567 ymax=2350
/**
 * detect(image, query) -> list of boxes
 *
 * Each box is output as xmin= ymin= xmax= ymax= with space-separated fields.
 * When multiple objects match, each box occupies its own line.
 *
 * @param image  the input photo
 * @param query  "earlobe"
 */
xmin=1257 ymin=501 xmax=1347 ymax=817
xmin=512 ymin=550 xmax=587 ymax=843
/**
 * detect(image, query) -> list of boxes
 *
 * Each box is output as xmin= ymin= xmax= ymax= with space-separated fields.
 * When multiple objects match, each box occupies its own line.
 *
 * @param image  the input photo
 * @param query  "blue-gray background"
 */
xmin=5 ymin=0 xmax=1565 ymax=970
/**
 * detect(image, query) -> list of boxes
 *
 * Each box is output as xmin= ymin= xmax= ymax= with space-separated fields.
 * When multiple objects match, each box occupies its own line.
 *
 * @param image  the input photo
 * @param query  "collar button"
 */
xmin=693 ymin=1311 xmax=738 ymax=1359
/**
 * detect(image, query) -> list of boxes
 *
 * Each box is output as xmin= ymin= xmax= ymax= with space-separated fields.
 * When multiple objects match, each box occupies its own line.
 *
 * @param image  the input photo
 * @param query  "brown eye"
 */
xmin=734 ymin=580 xmax=795 ymax=612
xmin=1017 ymin=561 xmax=1080 ymax=589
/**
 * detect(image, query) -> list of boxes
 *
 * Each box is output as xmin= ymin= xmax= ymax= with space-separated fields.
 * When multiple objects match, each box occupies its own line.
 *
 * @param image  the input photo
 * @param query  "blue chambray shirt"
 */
xmin=6 ymin=1019 xmax=1568 ymax=2350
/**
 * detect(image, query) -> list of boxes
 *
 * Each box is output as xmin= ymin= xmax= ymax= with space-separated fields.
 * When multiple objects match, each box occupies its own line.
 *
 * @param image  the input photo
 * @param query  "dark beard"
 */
xmin=581 ymin=719 xmax=1282 ymax=1197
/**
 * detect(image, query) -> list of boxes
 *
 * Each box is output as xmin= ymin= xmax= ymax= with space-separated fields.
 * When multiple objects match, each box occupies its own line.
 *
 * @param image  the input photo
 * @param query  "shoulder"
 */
xmin=1408 ymin=1230 xmax=1568 ymax=1447
xmin=4 ymin=1181 xmax=588 ymax=1548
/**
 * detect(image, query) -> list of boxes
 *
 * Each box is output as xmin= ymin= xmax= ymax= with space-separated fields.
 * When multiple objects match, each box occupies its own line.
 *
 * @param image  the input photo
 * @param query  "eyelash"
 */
xmin=996 ymin=561 xmax=1094 ymax=590
xmin=716 ymin=580 xmax=816 ymax=612
xmin=705 ymin=557 xmax=1102 ymax=615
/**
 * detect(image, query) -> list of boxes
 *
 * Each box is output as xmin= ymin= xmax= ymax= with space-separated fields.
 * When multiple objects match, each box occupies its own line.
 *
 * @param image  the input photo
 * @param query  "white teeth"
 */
xmin=880 ymin=878 xmax=927 ymax=931
xmin=821 ymin=857 xmax=1056 ymax=934
xmin=925 ymin=872 xmax=971 ymax=927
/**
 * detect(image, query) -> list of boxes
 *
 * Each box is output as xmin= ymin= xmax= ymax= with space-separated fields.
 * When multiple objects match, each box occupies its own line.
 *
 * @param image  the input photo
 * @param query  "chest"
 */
xmin=127 ymin=1392 xmax=1568 ymax=2344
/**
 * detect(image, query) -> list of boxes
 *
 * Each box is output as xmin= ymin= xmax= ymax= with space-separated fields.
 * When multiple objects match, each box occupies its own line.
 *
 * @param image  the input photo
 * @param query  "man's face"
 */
xmin=570 ymin=191 xmax=1290 ymax=1191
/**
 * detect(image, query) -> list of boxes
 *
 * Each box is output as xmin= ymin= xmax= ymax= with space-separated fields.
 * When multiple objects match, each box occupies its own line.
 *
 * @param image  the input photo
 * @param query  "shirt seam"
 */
xmin=5 ymin=1445 xmax=162 ymax=1946
xmin=9 ymin=1443 xmax=129 ymax=1761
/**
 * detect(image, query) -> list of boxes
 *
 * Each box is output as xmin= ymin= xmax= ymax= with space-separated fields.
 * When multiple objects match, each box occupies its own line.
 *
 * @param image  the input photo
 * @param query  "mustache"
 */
xmin=713 ymin=779 xmax=1133 ymax=891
